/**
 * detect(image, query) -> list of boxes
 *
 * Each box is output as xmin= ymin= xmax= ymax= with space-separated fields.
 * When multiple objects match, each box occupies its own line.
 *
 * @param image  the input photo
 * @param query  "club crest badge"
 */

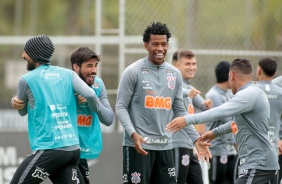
xmin=220 ymin=155 xmax=228 ymax=164
xmin=167 ymin=76 xmax=176 ymax=89
xmin=181 ymin=154 xmax=190 ymax=166
xmin=131 ymin=172 xmax=141 ymax=184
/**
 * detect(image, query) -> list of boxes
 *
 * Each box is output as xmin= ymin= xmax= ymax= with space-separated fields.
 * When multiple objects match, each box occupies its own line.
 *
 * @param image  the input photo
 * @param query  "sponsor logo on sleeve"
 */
xmin=231 ymin=121 xmax=238 ymax=134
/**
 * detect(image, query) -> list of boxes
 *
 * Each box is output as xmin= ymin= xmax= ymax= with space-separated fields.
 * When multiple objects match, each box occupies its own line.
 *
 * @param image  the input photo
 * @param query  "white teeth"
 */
xmin=156 ymin=53 xmax=163 ymax=56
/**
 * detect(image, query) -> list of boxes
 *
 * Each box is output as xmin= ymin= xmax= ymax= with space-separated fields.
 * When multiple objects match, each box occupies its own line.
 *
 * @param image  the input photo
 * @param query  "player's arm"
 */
xmin=96 ymin=84 xmax=114 ymax=126
xmin=116 ymin=67 xmax=148 ymax=155
xmin=15 ymin=78 xmax=29 ymax=116
xmin=166 ymin=92 xmax=253 ymax=132
xmin=72 ymin=71 xmax=100 ymax=112
xmin=193 ymin=93 xmax=212 ymax=111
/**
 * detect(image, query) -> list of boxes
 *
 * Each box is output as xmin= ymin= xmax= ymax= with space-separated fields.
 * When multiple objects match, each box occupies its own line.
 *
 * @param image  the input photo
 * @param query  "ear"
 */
xmin=73 ymin=63 xmax=80 ymax=73
xmin=144 ymin=42 xmax=149 ymax=51
xmin=175 ymin=61 xmax=180 ymax=68
xmin=230 ymin=71 xmax=235 ymax=81
xmin=257 ymin=67 xmax=262 ymax=75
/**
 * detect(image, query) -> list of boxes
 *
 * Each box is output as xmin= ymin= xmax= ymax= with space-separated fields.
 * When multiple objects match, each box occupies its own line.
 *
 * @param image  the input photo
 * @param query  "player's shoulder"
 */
xmin=123 ymin=58 xmax=146 ymax=75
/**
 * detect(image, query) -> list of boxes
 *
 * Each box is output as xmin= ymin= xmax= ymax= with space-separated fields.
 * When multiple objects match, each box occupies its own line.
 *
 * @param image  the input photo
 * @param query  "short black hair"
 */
xmin=258 ymin=57 xmax=277 ymax=77
xmin=215 ymin=61 xmax=230 ymax=83
xmin=230 ymin=58 xmax=252 ymax=74
xmin=71 ymin=47 xmax=100 ymax=69
xmin=143 ymin=22 xmax=171 ymax=43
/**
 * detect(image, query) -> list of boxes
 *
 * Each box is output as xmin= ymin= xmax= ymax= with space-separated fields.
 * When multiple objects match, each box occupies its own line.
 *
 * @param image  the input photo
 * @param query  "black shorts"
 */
xmin=278 ymin=155 xmax=282 ymax=183
xmin=235 ymin=169 xmax=276 ymax=184
xmin=123 ymin=146 xmax=177 ymax=184
xmin=209 ymin=154 xmax=237 ymax=184
xmin=78 ymin=158 xmax=90 ymax=184
xmin=10 ymin=149 xmax=82 ymax=184
xmin=174 ymin=147 xmax=203 ymax=184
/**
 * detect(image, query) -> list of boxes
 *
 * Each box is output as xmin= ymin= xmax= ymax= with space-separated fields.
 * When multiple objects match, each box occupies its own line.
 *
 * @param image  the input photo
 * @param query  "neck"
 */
xmin=258 ymin=75 xmax=272 ymax=81
xmin=216 ymin=82 xmax=229 ymax=90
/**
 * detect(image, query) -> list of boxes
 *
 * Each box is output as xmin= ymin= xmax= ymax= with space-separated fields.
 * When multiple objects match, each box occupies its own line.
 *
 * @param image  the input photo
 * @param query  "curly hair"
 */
xmin=142 ymin=22 xmax=171 ymax=43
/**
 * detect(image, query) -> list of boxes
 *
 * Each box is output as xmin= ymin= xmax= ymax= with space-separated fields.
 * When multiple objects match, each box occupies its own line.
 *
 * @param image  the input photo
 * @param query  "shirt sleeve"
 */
xmin=185 ymin=91 xmax=253 ymax=125
xmin=115 ymin=68 xmax=137 ymax=137
xmin=193 ymin=94 xmax=207 ymax=111
xmin=72 ymin=71 xmax=100 ymax=112
xmin=212 ymin=121 xmax=232 ymax=136
xmin=16 ymin=77 xmax=29 ymax=116
xmin=208 ymin=93 xmax=232 ymax=124
xmin=96 ymin=81 xmax=114 ymax=126
xmin=173 ymin=73 xmax=200 ymax=143
xmin=182 ymin=88 xmax=191 ymax=97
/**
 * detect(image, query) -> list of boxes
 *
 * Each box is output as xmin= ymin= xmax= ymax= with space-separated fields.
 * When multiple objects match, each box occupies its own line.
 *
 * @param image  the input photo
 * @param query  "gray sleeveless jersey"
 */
xmin=116 ymin=58 xmax=199 ymax=150
xmin=255 ymin=81 xmax=282 ymax=154
xmin=205 ymin=85 xmax=237 ymax=156
xmin=184 ymin=82 xmax=279 ymax=171
xmin=172 ymin=80 xmax=207 ymax=149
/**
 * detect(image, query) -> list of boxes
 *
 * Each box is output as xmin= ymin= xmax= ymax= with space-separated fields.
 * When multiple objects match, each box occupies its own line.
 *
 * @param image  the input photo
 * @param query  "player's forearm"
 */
xmin=212 ymin=121 xmax=232 ymax=136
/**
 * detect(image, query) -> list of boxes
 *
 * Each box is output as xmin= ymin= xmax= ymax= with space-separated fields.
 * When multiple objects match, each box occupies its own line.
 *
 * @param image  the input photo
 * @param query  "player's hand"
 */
xmin=188 ymin=88 xmax=201 ymax=98
xmin=203 ymin=99 xmax=213 ymax=109
xmin=166 ymin=117 xmax=186 ymax=133
xmin=12 ymin=96 xmax=25 ymax=110
xmin=278 ymin=140 xmax=282 ymax=155
xmin=194 ymin=139 xmax=212 ymax=162
xmin=198 ymin=130 xmax=216 ymax=143
xmin=75 ymin=93 xmax=87 ymax=104
xmin=131 ymin=132 xmax=148 ymax=156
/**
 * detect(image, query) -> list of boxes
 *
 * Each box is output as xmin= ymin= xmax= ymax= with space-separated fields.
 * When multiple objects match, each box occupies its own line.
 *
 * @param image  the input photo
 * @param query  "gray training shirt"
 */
xmin=172 ymin=80 xmax=207 ymax=149
xmin=256 ymin=80 xmax=282 ymax=154
xmin=116 ymin=58 xmax=200 ymax=151
xmin=272 ymin=76 xmax=282 ymax=140
xmin=184 ymin=82 xmax=279 ymax=171
xmin=205 ymin=85 xmax=237 ymax=156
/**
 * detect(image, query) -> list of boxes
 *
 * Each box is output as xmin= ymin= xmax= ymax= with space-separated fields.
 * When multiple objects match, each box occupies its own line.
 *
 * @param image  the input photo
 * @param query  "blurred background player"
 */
xmin=205 ymin=61 xmax=237 ymax=184
xmin=255 ymin=57 xmax=282 ymax=184
xmin=172 ymin=49 xmax=212 ymax=184
xmin=273 ymin=75 xmax=282 ymax=183
xmin=175 ymin=49 xmax=212 ymax=135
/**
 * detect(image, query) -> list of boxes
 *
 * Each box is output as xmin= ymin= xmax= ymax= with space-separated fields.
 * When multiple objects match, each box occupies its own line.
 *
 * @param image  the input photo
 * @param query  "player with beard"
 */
xmin=10 ymin=34 xmax=100 ymax=183
xmin=12 ymin=46 xmax=114 ymax=184
xmin=70 ymin=47 xmax=114 ymax=183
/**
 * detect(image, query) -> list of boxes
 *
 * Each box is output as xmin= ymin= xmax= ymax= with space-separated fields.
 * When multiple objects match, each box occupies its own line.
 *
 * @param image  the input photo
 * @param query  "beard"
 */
xmin=26 ymin=61 xmax=37 ymax=71
xmin=78 ymin=70 xmax=94 ymax=87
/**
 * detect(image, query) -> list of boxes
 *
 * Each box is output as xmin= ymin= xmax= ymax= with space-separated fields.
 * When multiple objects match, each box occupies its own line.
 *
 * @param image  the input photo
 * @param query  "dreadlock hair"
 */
xmin=142 ymin=22 xmax=171 ymax=43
